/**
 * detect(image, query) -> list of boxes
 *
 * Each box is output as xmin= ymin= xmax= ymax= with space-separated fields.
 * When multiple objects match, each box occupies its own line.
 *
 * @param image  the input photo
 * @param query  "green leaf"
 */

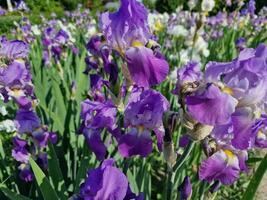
xmin=29 ymin=157 xmax=59 ymax=200
xmin=242 ymin=153 xmax=267 ymax=200
xmin=47 ymin=143 xmax=68 ymax=200
xmin=51 ymin=80 xmax=66 ymax=121
xmin=0 ymin=185 xmax=31 ymax=200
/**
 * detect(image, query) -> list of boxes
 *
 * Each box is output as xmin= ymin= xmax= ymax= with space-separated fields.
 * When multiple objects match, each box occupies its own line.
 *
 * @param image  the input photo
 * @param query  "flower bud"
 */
xmin=178 ymin=176 xmax=192 ymax=200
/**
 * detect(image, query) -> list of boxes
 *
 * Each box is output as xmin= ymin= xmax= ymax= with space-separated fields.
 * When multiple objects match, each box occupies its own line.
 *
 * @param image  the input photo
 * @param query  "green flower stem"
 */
xmin=166 ymin=140 xmax=195 ymax=200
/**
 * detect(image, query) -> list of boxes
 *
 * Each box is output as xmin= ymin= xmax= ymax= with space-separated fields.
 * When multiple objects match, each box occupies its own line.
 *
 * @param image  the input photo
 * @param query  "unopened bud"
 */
xmin=181 ymin=111 xmax=213 ymax=141
xmin=163 ymin=141 xmax=177 ymax=168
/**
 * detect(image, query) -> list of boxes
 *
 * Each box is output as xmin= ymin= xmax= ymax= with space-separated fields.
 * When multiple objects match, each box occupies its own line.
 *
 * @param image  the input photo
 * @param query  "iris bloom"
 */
xmin=118 ymin=89 xmax=169 ymax=157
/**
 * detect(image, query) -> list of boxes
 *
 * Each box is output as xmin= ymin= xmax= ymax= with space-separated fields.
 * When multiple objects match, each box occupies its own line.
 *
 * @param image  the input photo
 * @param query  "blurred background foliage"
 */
xmin=0 ymin=0 xmax=266 ymax=35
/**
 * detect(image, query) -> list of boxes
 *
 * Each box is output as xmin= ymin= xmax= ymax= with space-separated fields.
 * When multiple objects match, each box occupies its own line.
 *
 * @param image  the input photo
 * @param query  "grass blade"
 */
xmin=0 ymin=185 xmax=32 ymax=200
xmin=242 ymin=153 xmax=267 ymax=200
xmin=29 ymin=157 xmax=59 ymax=200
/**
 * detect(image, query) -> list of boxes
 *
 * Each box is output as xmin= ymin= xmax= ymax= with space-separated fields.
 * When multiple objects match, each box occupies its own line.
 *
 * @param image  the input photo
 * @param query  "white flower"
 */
xmin=0 ymin=120 xmax=16 ymax=133
xmin=0 ymin=106 xmax=7 ymax=116
xmin=201 ymin=0 xmax=215 ymax=12
xmin=169 ymin=68 xmax=178 ymax=83
xmin=188 ymin=0 xmax=198 ymax=10
xmin=167 ymin=25 xmax=188 ymax=37
xmin=31 ymin=25 xmax=41 ymax=35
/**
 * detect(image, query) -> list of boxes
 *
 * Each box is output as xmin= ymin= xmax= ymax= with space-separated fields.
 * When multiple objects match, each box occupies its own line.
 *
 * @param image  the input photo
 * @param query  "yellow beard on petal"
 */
xmin=224 ymin=149 xmax=235 ymax=159
xmin=131 ymin=40 xmax=144 ymax=48
xmin=222 ymin=86 xmax=234 ymax=96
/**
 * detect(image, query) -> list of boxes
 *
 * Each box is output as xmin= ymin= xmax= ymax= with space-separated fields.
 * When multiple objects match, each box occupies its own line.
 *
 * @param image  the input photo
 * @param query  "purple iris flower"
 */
xmin=174 ymin=61 xmax=203 ymax=94
xmin=0 ymin=60 xmax=30 ymax=86
xmin=205 ymin=44 xmax=267 ymax=108
xmin=81 ymin=100 xmax=117 ymax=130
xmin=32 ymin=128 xmax=50 ymax=148
xmin=84 ymin=56 xmax=98 ymax=73
xmin=178 ymin=61 xmax=202 ymax=86
xmin=247 ymin=0 xmax=256 ymax=16
xmin=79 ymin=159 xmax=142 ymax=200
xmin=0 ymin=7 xmax=6 ymax=16
xmin=204 ymin=44 xmax=267 ymax=149
xmin=15 ymin=109 xmax=41 ymax=134
xmin=185 ymin=84 xmax=238 ymax=126
xmin=86 ymin=35 xmax=102 ymax=55
xmin=0 ymin=40 xmax=29 ymax=59
xmin=19 ymin=165 xmax=34 ymax=182
xmin=12 ymin=137 xmax=29 ymax=163
xmin=89 ymin=74 xmax=109 ymax=102
xmin=235 ymin=37 xmax=246 ymax=51
xmin=36 ymin=153 xmax=48 ymax=170
xmin=55 ymin=29 xmax=69 ymax=44
xmin=80 ymin=100 xmax=117 ymax=160
xmin=125 ymin=46 xmax=169 ymax=88
xmin=118 ymin=89 xmax=169 ymax=157
xmin=178 ymin=176 xmax=192 ymax=200
xmin=251 ymin=115 xmax=267 ymax=148
xmin=99 ymin=0 xmax=152 ymax=53
xmin=199 ymin=148 xmax=247 ymax=185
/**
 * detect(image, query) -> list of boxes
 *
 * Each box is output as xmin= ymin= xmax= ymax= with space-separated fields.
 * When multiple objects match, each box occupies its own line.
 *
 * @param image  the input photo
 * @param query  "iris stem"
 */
xmin=166 ymin=140 xmax=195 ymax=200
xmin=199 ymin=181 xmax=208 ymax=200
xmin=173 ymin=140 xmax=195 ymax=172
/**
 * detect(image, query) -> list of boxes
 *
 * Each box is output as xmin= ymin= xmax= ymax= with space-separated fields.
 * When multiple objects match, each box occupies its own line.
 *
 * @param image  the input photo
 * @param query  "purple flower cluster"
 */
xmin=42 ymin=24 xmax=78 ymax=67
xmin=80 ymin=0 xmax=170 ymax=160
xmin=78 ymin=0 xmax=171 ymax=196
xmin=0 ymin=37 xmax=57 ymax=182
xmin=76 ymin=159 xmax=143 ymax=200
xmin=177 ymin=43 xmax=267 ymax=186
xmin=99 ymin=0 xmax=169 ymax=88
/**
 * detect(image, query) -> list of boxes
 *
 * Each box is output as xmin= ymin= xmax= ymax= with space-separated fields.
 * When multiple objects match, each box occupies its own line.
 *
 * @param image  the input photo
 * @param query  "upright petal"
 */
xmin=99 ymin=0 xmax=151 ymax=52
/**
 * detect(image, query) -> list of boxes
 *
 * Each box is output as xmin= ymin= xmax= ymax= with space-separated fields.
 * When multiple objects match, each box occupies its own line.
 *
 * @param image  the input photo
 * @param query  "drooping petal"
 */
xmin=231 ymin=108 xmax=254 ymax=150
xmin=118 ymin=128 xmax=153 ymax=157
xmin=199 ymin=150 xmax=240 ymax=185
xmin=186 ymin=84 xmax=238 ymax=125
xmin=84 ymin=129 xmax=107 ymax=161
xmin=15 ymin=109 xmax=41 ymax=133
xmin=125 ymin=46 xmax=169 ymax=88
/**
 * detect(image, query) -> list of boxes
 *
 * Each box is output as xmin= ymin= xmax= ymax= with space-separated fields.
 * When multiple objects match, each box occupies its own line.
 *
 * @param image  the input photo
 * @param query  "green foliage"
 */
xmin=0 ymin=14 xmax=21 ymax=35
xmin=29 ymin=158 xmax=59 ymax=200
xmin=155 ymin=0 xmax=184 ymax=13
xmin=242 ymin=154 xmax=267 ymax=200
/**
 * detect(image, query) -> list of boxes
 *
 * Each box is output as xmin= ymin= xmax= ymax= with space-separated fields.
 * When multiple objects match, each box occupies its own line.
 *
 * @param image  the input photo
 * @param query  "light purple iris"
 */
xmin=177 ymin=61 xmax=203 ymax=86
xmin=0 ymin=6 xmax=6 ymax=16
xmin=0 ymin=40 xmax=29 ymax=59
xmin=79 ymin=159 xmax=142 ymax=200
xmin=118 ymin=89 xmax=169 ymax=157
xmin=125 ymin=46 xmax=169 ymax=88
xmin=251 ymin=115 xmax=267 ymax=148
xmin=205 ymin=44 xmax=267 ymax=108
xmin=199 ymin=148 xmax=247 ymax=185
xmin=0 ymin=60 xmax=31 ymax=86
xmin=204 ymin=44 xmax=267 ymax=149
xmin=185 ymin=84 xmax=238 ymax=126
xmin=99 ymin=0 xmax=151 ymax=53
xmin=174 ymin=61 xmax=203 ymax=94
xmin=80 ymin=99 xmax=117 ymax=160
xmin=12 ymin=137 xmax=29 ymax=163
